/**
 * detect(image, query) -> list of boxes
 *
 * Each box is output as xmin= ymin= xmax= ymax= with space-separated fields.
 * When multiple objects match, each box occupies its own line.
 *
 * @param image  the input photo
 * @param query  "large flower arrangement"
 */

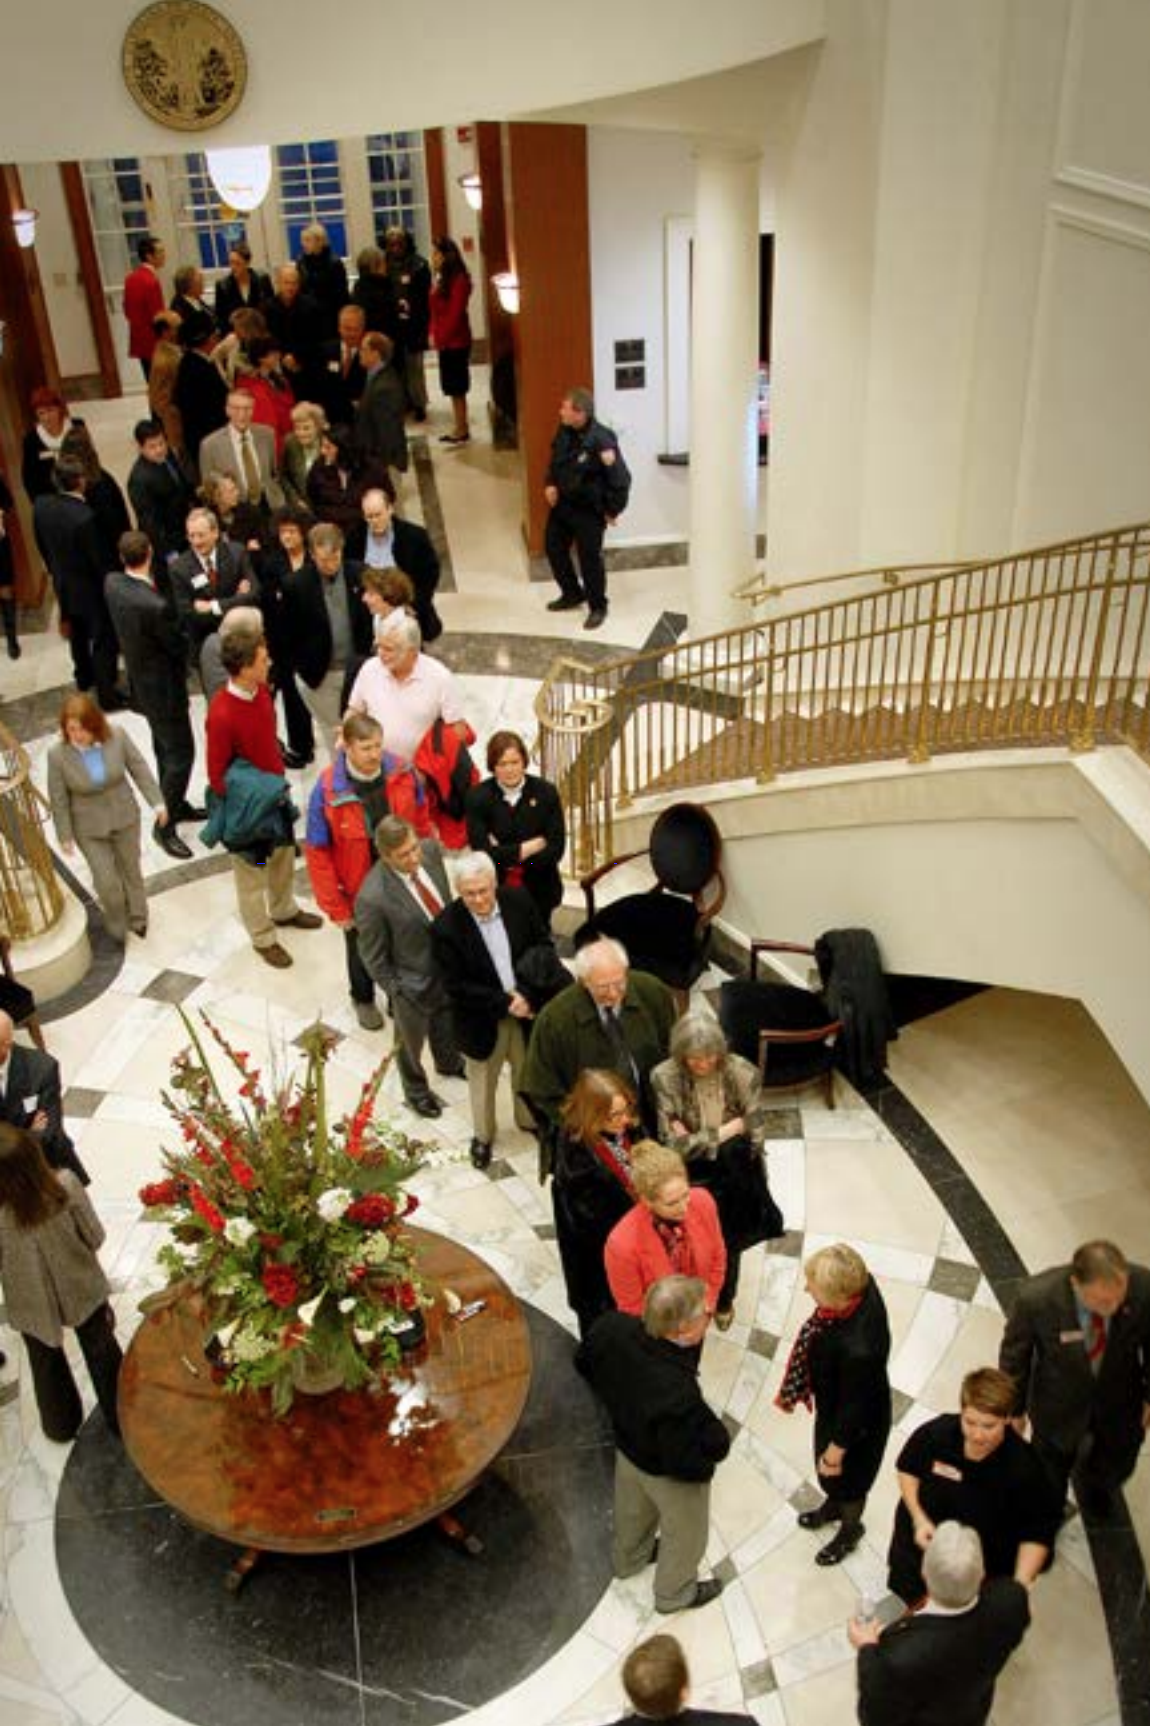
xmin=140 ymin=1014 xmax=434 ymax=1414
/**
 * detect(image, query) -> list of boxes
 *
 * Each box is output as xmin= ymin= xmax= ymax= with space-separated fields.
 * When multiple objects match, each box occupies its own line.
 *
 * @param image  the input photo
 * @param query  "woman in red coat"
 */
xmin=605 ymin=1140 xmax=726 ymax=1321
xmin=429 ymin=237 xmax=472 ymax=445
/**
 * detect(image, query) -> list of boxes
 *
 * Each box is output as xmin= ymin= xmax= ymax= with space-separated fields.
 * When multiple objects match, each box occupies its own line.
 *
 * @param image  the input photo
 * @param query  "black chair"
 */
xmin=0 ymin=935 xmax=47 ymax=1051
xmin=578 ymin=803 xmax=725 ymax=1008
xmin=719 ymin=939 xmax=842 ymax=1107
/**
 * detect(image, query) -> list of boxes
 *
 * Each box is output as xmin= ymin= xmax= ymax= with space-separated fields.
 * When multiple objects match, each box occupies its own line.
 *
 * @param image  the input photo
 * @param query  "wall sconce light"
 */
xmin=12 ymin=209 xmax=39 ymax=249
xmin=205 ymin=146 xmax=273 ymax=214
xmin=492 ymin=271 xmax=521 ymax=315
xmin=458 ymin=173 xmax=482 ymax=212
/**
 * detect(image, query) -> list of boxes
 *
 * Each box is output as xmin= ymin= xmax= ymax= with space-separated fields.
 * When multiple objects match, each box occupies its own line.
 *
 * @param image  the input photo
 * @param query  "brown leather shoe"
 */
xmin=257 ymin=943 xmax=293 ymax=968
xmin=275 ymin=909 xmax=323 ymax=930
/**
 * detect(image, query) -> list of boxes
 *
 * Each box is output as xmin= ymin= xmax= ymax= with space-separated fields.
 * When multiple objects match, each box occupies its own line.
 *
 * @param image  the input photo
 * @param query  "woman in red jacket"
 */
xmin=605 ymin=1140 xmax=726 ymax=1322
xmin=429 ymin=237 xmax=472 ymax=445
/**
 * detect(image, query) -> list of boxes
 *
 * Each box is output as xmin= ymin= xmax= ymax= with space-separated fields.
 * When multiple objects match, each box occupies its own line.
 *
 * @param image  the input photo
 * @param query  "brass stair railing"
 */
xmin=535 ymin=521 xmax=1150 ymax=874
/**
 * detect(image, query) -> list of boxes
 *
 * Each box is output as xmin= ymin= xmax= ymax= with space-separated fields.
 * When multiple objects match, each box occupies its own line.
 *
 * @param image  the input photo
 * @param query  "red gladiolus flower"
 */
xmin=399 ymin=1281 xmax=418 ymax=1311
xmin=189 ymin=1185 xmax=225 ymax=1233
xmin=260 ymin=1232 xmax=283 ymax=1250
xmin=262 ymin=1264 xmax=300 ymax=1308
xmin=346 ymin=1194 xmax=394 ymax=1228
xmin=139 ymin=1178 xmax=183 ymax=1207
xmin=404 ymin=1193 xmax=420 ymax=1216
xmin=347 ymin=1264 xmax=368 ymax=1284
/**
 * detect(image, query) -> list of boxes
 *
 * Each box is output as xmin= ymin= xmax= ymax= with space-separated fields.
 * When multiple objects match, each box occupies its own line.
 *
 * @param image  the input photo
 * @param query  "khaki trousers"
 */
xmin=300 ymin=670 xmax=347 ymax=757
xmin=77 ymin=823 xmax=147 ymax=942
xmin=613 ymin=1450 xmax=711 ymax=1611
xmin=231 ymin=844 xmax=299 ymax=949
xmin=465 ymin=1017 xmax=534 ymax=1144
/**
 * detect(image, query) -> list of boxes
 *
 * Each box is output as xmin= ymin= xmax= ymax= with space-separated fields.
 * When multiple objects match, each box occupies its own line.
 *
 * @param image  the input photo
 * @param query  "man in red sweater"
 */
xmin=123 ymin=236 xmax=166 ymax=381
xmin=205 ymin=612 xmax=321 ymax=968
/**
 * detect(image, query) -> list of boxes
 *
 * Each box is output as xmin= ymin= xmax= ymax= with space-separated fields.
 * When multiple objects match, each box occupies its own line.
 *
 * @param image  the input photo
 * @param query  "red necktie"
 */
xmin=412 ymin=873 xmax=442 ymax=918
xmin=1086 ymin=1311 xmax=1106 ymax=1365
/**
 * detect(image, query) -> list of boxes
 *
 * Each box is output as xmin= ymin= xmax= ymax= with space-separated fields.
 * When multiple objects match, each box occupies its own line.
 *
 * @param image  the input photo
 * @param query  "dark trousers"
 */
xmin=275 ymin=669 xmax=315 ymax=761
xmin=1034 ymin=1424 xmax=1142 ymax=1505
xmin=66 ymin=609 xmax=119 ymax=707
xmin=144 ymin=702 xmax=195 ymax=817
xmin=23 ymin=1302 xmax=123 ymax=1441
xmin=545 ymin=500 xmax=608 ymax=610
xmin=390 ymin=987 xmax=460 ymax=1104
xmin=344 ymin=925 xmax=376 ymax=1005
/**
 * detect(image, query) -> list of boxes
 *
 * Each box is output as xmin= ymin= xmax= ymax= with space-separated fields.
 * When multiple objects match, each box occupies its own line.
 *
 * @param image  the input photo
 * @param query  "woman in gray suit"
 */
xmin=47 ymin=694 xmax=166 ymax=942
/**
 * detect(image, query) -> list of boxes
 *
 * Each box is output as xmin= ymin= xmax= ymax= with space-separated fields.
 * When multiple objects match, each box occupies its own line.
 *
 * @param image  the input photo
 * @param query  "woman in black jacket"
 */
xmin=776 ymin=1241 xmax=892 ymax=1564
xmin=465 ymin=730 xmax=566 ymax=924
xmin=551 ymin=1068 xmax=638 ymax=1337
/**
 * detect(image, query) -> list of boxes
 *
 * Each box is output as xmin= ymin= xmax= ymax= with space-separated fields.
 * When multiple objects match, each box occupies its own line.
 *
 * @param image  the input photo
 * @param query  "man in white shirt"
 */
xmin=346 ymin=612 xmax=465 ymax=763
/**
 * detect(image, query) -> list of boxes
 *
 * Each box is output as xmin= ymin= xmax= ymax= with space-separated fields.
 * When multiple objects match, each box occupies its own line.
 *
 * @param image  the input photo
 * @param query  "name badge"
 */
xmin=23 ymin=1096 xmax=39 ymax=1114
xmin=192 ymin=572 xmax=209 ymax=590
xmin=328 ymin=360 xmax=340 ymax=372
xmin=1059 ymin=1329 xmax=1085 ymax=1344
xmin=931 ymin=1460 xmax=963 ymax=1482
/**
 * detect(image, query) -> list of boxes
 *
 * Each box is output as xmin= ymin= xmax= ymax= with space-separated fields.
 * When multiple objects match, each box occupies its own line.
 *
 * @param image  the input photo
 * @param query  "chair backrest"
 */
xmin=649 ymin=803 xmax=722 ymax=898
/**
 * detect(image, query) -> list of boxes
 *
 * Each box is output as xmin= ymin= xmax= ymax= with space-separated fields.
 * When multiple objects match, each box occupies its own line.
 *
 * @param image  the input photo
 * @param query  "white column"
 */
xmin=688 ymin=141 xmax=761 ymax=636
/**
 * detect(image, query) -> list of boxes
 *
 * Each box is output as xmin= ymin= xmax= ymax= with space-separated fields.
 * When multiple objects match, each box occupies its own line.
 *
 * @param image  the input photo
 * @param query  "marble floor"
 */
xmin=0 ymin=385 xmax=1145 ymax=1726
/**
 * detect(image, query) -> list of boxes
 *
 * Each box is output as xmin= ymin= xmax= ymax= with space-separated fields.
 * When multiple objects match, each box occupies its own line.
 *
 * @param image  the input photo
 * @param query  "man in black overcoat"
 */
xmin=105 ymin=530 xmax=199 ymax=859
xmin=32 ymin=455 xmax=122 ymax=708
xmin=430 ymin=853 xmax=552 ymax=1169
xmin=850 ymin=1521 xmax=1030 ymax=1726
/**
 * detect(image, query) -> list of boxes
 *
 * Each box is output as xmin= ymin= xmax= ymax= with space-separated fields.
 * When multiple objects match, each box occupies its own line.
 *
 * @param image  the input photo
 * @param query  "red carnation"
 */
xmin=189 ymin=1185 xmax=225 ymax=1233
xmin=346 ymin=1194 xmax=394 ymax=1228
xmin=399 ymin=1281 xmax=419 ymax=1311
xmin=139 ymin=1178 xmax=183 ymax=1207
xmin=261 ymin=1264 xmax=300 ymax=1308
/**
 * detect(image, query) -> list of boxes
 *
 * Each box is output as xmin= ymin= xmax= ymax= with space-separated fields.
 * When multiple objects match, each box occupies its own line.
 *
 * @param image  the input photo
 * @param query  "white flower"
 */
xmin=297 ymin=1293 xmax=325 ymax=1327
xmin=338 ymin=1297 xmax=357 ymax=1314
xmin=215 ymin=1319 xmax=240 ymax=1348
xmin=317 ymin=1187 xmax=352 ymax=1222
xmin=232 ymin=1327 xmax=276 ymax=1362
xmin=353 ymin=1326 xmax=377 ymax=1345
xmin=224 ymin=1217 xmax=256 ymax=1245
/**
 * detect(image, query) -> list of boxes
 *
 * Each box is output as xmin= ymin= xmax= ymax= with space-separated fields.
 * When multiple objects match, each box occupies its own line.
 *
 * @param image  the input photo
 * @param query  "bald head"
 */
xmin=0 ymin=1011 xmax=14 ymax=1063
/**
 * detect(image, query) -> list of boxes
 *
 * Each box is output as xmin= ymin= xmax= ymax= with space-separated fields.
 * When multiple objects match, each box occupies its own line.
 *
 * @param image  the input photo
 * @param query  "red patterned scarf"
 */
xmin=775 ymin=1290 xmax=865 ymax=1412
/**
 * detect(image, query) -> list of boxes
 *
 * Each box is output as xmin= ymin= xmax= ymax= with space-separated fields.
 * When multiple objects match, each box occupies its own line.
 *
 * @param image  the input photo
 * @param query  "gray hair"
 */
xmin=185 ymin=506 xmax=218 ymax=536
xmin=308 ymin=521 xmax=344 ymax=556
xmin=572 ymin=936 xmax=629 ymax=983
xmin=219 ymin=604 xmax=264 ymax=641
xmin=454 ymin=852 xmax=496 ymax=888
xmin=643 ymin=1275 xmax=706 ymax=1340
xmin=670 ymin=1010 xmax=728 ymax=1064
xmin=922 ymin=1522 xmax=985 ymax=1609
xmin=379 ymin=611 xmax=421 ymax=653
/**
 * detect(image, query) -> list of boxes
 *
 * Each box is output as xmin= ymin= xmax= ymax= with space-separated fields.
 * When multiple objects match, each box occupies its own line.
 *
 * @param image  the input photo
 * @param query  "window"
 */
xmin=365 ymin=132 xmax=430 ymax=256
xmin=82 ymin=158 xmax=152 ymax=288
xmin=276 ymin=140 xmax=347 ymax=259
xmin=168 ymin=153 xmax=246 ymax=270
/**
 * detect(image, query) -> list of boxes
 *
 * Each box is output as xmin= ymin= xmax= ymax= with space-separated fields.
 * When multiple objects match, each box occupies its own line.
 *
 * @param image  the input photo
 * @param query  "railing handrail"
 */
xmin=536 ymin=520 xmax=1150 ymax=874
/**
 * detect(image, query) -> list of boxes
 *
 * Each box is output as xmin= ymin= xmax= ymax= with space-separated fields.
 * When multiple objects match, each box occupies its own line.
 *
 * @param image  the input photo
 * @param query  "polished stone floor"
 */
xmin=0 ymin=381 xmax=1144 ymax=1726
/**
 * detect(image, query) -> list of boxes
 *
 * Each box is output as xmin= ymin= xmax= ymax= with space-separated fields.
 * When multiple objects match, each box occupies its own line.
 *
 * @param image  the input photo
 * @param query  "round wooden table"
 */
xmin=119 ymin=1228 xmax=532 ymax=1584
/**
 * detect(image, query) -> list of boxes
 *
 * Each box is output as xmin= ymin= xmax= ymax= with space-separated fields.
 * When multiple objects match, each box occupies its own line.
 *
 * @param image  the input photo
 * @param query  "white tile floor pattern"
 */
xmin=0 ymin=384 xmax=1144 ymax=1725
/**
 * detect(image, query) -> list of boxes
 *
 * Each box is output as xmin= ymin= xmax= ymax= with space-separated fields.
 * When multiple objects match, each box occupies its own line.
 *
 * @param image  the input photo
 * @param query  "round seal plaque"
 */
xmin=122 ymin=1 xmax=247 ymax=132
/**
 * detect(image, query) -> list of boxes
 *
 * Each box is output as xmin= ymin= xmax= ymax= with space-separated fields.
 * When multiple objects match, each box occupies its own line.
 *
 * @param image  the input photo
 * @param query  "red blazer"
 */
xmin=124 ymin=265 xmax=164 ymax=361
xmin=605 ymin=1188 xmax=726 ymax=1317
xmin=430 ymin=272 xmax=472 ymax=351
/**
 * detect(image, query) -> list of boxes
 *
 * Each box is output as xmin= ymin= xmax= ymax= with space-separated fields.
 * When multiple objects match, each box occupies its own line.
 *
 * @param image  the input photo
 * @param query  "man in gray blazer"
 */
xmin=0 ymin=1011 xmax=89 ymax=1185
xmin=197 ymin=387 xmax=285 ymax=513
xmin=354 ymin=815 xmax=464 ymax=1117
xmin=1000 ymin=1239 xmax=1150 ymax=1513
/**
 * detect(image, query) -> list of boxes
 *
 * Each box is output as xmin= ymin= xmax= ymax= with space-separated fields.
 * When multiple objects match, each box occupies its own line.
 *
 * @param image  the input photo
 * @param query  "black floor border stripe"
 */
xmin=861 ymin=1070 xmax=1150 ymax=1726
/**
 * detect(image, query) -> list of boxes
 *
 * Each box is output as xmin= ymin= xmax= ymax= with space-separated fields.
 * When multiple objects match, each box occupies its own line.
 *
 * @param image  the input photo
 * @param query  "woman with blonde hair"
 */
xmin=0 ymin=1122 xmax=122 ymax=1441
xmin=282 ymin=400 xmax=328 ymax=511
xmin=604 ymin=1139 xmax=726 ymax=1323
xmin=776 ymin=1242 xmax=891 ymax=1565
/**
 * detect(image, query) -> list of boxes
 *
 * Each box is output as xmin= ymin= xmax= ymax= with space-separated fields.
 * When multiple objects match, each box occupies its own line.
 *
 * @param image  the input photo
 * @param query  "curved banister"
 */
xmin=537 ymin=521 xmax=1150 ymax=873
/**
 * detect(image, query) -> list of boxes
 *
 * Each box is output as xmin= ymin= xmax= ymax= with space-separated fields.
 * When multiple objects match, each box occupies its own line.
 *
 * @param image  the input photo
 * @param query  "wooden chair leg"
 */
xmin=823 ymin=1067 xmax=835 ymax=1110
xmin=26 ymin=1014 xmax=47 ymax=1054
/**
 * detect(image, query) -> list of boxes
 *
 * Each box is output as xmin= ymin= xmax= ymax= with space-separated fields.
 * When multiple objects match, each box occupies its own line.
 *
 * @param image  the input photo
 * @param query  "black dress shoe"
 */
xmin=154 ymin=822 xmax=192 ymax=860
xmin=815 ymin=1523 xmax=864 ymax=1566
xmin=101 ymin=690 xmax=132 ymax=713
xmin=436 ymin=1062 xmax=467 ymax=1080
xmin=657 ymin=1578 xmax=723 ymax=1614
xmin=175 ymin=802 xmax=207 ymax=822
xmin=584 ymin=608 xmax=607 ymax=630
xmin=469 ymin=1138 xmax=493 ymax=1170
xmin=798 ymin=1500 xmax=842 ymax=1530
xmin=546 ymin=593 xmax=584 ymax=612
xmin=282 ymin=749 xmax=314 ymax=770
xmin=407 ymin=1095 xmax=443 ymax=1118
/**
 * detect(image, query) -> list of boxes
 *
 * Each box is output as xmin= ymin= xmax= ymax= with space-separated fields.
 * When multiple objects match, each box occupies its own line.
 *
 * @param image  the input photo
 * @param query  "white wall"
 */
xmin=610 ymin=746 xmax=1150 ymax=1107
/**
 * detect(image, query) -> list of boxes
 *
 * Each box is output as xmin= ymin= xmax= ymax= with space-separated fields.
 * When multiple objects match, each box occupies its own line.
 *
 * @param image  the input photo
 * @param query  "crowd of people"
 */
xmin=0 ymin=234 xmax=1145 ymax=1726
